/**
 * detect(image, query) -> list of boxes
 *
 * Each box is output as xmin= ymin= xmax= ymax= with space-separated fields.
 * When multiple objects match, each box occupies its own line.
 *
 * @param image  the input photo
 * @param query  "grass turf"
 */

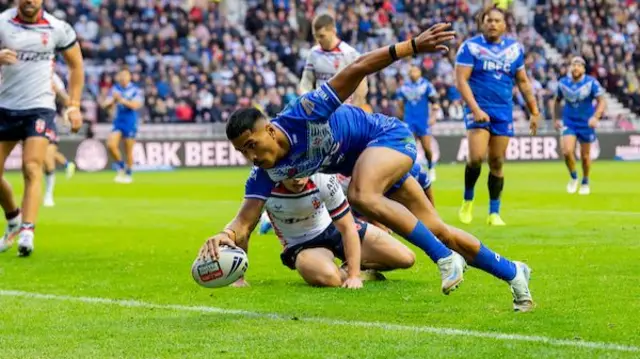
xmin=0 ymin=161 xmax=639 ymax=358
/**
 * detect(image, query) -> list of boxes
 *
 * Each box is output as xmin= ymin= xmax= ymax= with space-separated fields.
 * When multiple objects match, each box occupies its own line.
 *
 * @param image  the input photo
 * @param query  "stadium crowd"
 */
xmin=533 ymin=0 xmax=640 ymax=114
xmin=0 ymin=0 xmax=298 ymax=123
xmin=0 ymin=0 xmax=637 ymax=125
xmin=245 ymin=0 xmax=639 ymax=125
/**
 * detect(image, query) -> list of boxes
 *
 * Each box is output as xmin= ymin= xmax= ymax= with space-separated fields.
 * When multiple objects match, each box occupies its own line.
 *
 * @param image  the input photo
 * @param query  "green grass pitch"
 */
xmin=1 ymin=162 xmax=639 ymax=358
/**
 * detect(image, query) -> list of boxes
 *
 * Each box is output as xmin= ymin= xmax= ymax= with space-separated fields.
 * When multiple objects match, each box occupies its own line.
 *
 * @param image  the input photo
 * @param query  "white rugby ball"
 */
xmin=192 ymin=246 xmax=249 ymax=288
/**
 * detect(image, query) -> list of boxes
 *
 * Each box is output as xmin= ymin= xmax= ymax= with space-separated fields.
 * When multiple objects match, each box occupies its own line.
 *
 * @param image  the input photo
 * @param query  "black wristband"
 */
xmin=411 ymin=38 xmax=418 ymax=56
xmin=389 ymin=44 xmax=398 ymax=61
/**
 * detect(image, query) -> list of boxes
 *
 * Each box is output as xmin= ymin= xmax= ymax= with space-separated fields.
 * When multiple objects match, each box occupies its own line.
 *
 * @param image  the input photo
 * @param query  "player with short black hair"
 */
xmin=102 ymin=68 xmax=143 ymax=184
xmin=396 ymin=66 xmax=440 ymax=180
xmin=200 ymin=24 xmax=534 ymax=311
xmin=553 ymin=56 xmax=606 ymax=195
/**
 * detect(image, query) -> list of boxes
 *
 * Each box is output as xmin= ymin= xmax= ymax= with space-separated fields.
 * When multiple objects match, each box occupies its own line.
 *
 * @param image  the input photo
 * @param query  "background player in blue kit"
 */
xmin=102 ymin=68 xmax=143 ymax=184
xmin=396 ymin=66 xmax=440 ymax=181
xmin=553 ymin=57 xmax=606 ymax=195
xmin=198 ymin=23 xmax=534 ymax=311
xmin=455 ymin=7 xmax=540 ymax=226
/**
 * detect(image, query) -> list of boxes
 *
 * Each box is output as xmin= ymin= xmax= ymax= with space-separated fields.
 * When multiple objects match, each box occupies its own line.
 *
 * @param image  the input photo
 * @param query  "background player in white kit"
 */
xmin=43 ymin=72 xmax=77 ymax=207
xmin=229 ymin=173 xmax=415 ymax=288
xmin=0 ymin=0 xmax=84 ymax=256
xmin=298 ymin=14 xmax=367 ymax=107
xmin=259 ymin=13 xmax=367 ymax=235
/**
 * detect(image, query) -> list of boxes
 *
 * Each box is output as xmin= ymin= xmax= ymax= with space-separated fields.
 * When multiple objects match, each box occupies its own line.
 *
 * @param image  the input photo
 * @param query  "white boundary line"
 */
xmin=1 ymin=289 xmax=638 ymax=353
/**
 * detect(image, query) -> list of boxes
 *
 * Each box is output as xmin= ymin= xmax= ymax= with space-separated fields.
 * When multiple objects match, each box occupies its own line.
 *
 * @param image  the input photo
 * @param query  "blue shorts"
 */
xmin=562 ymin=125 xmax=595 ymax=144
xmin=367 ymin=122 xmax=417 ymax=192
xmin=112 ymin=121 xmax=137 ymax=139
xmin=406 ymin=120 xmax=431 ymax=137
xmin=0 ymin=108 xmax=57 ymax=142
xmin=280 ymin=218 xmax=368 ymax=269
xmin=464 ymin=111 xmax=514 ymax=137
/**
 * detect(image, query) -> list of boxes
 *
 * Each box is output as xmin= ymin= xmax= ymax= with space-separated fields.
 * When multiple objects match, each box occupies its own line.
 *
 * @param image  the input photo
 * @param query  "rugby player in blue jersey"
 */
xmin=455 ymin=7 xmax=540 ymax=226
xmin=553 ymin=57 xmax=606 ymax=195
xmin=396 ymin=66 xmax=440 ymax=181
xmin=198 ymin=23 xmax=533 ymax=311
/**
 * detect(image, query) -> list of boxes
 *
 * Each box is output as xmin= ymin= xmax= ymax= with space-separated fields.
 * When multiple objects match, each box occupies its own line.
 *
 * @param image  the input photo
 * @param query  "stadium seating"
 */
xmin=0 ymin=0 xmax=298 ymax=124
xmin=244 ymin=0 xmax=638 ymax=127
xmin=0 ymin=0 xmax=636 ymax=127
xmin=533 ymin=0 xmax=640 ymax=115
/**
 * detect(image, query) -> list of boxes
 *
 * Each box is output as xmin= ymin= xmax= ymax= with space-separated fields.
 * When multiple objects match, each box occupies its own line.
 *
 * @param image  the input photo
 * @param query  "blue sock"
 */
xmin=489 ymin=200 xmax=500 ymax=214
xmin=582 ymin=177 xmax=589 ymax=185
xmin=464 ymin=189 xmax=474 ymax=201
xmin=117 ymin=161 xmax=125 ymax=170
xmin=64 ymin=160 xmax=69 ymax=168
xmin=406 ymin=221 xmax=452 ymax=263
xmin=428 ymin=161 xmax=434 ymax=170
xmin=125 ymin=168 xmax=132 ymax=176
xmin=570 ymin=171 xmax=577 ymax=180
xmin=470 ymin=244 xmax=517 ymax=281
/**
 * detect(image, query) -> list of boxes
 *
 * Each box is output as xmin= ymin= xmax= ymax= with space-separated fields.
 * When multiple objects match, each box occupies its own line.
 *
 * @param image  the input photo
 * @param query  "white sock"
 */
xmin=8 ymin=214 xmax=21 ymax=226
xmin=45 ymin=172 xmax=55 ymax=198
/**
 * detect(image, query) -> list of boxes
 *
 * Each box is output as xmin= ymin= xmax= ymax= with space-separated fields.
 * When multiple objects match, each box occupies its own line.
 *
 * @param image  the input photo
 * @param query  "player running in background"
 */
xmin=455 ymin=6 xmax=540 ymax=226
xmin=43 ymin=72 xmax=77 ymax=207
xmin=200 ymin=23 xmax=533 ymax=311
xmin=0 ymin=0 xmax=83 ymax=256
xmin=299 ymin=14 xmax=367 ymax=107
xmin=240 ymin=174 xmax=414 ymax=288
xmin=396 ymin=66 xmax=440 ymax=181
xmin=553 ymin=56 xmax=605 ymax=195
xmin=102 ymin=68 xmax=143 ymax=184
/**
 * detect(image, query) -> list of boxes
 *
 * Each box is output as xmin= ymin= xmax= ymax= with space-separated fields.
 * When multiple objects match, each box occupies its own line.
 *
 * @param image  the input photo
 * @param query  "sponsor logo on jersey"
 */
xmin=41 ymin=32 xmax=49 ymax=46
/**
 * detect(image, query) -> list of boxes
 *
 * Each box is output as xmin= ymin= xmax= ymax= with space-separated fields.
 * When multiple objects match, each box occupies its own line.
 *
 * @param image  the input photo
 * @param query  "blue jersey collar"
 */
xmin=480 ymin=34 xmax=505 ymax=46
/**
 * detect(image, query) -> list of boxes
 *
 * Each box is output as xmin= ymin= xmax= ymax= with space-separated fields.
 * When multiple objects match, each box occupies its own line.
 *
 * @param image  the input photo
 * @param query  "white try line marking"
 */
xmin=1 ymin=289 xmax=638 ymax=353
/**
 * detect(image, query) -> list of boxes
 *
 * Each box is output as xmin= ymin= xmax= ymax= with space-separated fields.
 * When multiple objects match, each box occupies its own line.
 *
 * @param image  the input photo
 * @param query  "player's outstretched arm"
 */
xmin=328 ymin=23 xmax=455 ymax=103
xmin=61 ymin=44 xmax=85 ymax=133
xmin=515 ymin=68 xmax=541 ymax=134
xmin=332 ymin=211 xmax=363 ymax=289
xmin=199 ymin=198 xmax=265 ymax=260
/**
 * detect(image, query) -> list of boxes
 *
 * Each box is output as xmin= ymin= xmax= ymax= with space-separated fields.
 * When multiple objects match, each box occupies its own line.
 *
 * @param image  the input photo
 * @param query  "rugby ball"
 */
xmin=191 ymin=246 xmax=249 ymax=288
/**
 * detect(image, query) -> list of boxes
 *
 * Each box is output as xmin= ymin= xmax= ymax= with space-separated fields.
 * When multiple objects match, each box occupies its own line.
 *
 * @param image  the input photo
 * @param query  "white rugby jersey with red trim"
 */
xmin=265 ymin=173 xmax=349 ymax=248
xmin=300 ymin=41 xmax=360 ymax=93
xmin=0 ymin=8 xmax=77 ymax=110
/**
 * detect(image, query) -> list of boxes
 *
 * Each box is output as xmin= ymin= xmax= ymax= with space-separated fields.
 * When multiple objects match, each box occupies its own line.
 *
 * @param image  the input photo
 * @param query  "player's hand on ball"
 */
xmin=529 ymin=112 xmax=541 ymax=135
xmin=472 ymin=109 xmax=490 ymax=123
xmin=65 ymin=107 xmax=83 ymax=133
xmin=415 ymin=23 xmax=456 ymax=54
xmin=588 ymin=117 xmax=599 ymax=129
xmin=199 ymin=233 xmax=237 ymax=260
xmin=342 ymin=276 xmax=363 ymax=289
xmin=0 ymin=49 xmax=17 ymax=65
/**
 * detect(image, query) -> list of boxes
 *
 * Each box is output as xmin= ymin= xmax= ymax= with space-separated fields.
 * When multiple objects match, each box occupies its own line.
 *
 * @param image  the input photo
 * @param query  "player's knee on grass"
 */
xmin=295 ymin=250 xmax=342 ymax=287
xmin=487 ymin=155 xmax=504 ymax=176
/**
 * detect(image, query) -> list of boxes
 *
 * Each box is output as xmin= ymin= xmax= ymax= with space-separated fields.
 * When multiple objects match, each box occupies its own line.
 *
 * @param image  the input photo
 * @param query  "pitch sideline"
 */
xmin=0 ymin=289 xmax=638 ymax=353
